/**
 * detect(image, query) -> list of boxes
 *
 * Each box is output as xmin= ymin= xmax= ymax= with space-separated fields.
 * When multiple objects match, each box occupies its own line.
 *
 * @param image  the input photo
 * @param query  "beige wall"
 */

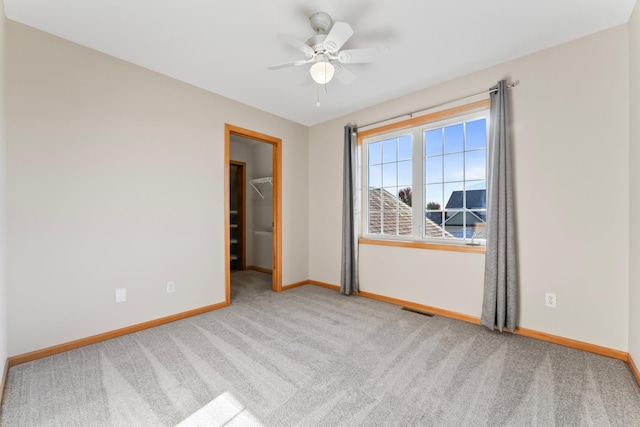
xmin=629 ymin=1 xmax=640 ymax=364
xmin=309 ymin=25 xmax=630 ymax=351
xmin=0 ymin=5 xmax=8 ymax=366
xmin=6 ymin=21 xmax=309 ymax=356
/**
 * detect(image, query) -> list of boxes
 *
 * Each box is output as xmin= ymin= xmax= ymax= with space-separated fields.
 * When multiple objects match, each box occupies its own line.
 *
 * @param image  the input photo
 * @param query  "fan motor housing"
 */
xmin=309 ymin=12 xmax=332 ymax=34
xmin=307 ymin=34 xmax=328 ymax=53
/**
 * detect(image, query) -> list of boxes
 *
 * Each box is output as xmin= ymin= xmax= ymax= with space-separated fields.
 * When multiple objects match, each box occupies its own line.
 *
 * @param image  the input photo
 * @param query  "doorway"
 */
xmin=224 ymin=124 xmax=282 ymax=304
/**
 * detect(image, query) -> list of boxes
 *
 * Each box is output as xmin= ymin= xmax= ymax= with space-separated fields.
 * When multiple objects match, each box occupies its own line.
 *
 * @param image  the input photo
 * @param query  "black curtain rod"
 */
xmin=357 ymin=81 xmax=519 ymax=131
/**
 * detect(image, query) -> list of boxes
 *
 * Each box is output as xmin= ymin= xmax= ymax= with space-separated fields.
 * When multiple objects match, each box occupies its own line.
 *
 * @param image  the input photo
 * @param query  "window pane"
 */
xmin=379 ymin=187 xmax=413 ymax=236
xmin=444 ymin=219 xmax=464 ymax=239
xmin=369 ymin=141 xmax=382 ymax=165
xmin=425 ymin=179 xmax=444 ymax=238
xmin=443 ymin=182 xmax=464 ymax=209
xmin=466 ymin=119 xmax=486 ymax=150
xmin=466 ymin=179 xmax=487 ymax=191
xmin=368 ymin=187 xmax=382 ymax=234
xmin=367 ymin=135 xmax=415 ymax=238
xmin=398 ymin=135 xmax=412 ymax=160
xmin=466 ymin=180 xmax=486 ymax=191
xmin=383 ymin=188 xmax=399 ymax=206
xmin=425 ymin=129 xmax=442 ymax=156
xmin=382 ymin=163 xmax=397 ymax=187
xmin=398 ymin=221 xmax=412 ymax=236
xmin=425 ymin=157 xmax=442 ymax=184
xmin=383 ymin=213 xmax=397 ymax=235
xmin=472 ymin=211 xmax=487 ymax=223
xmin=382 ymin=139 xmax=397 ymax=163
xmin=398 ymin=160 xmax=412 ymax=187
xmin=444 ymin=124 xmax=463 ymax=154
xmin=465 ymin=180 xmax=486 ymax=209
xmin=369 ymin=211 xmax=381 ymax=234
xmin=465 ymin=180 xmax=487 ymax=240
xmin=425 ymin=215 xmax=445 ymax=238
xmin=382 ymin=189 xmax=399 ymax=235
xmin=466 ymin=189 xmax=486 ymax=210
xmin=443 ymin=153 xmax=464 ymax=182
xmin=398 ymin=186 xmax=412 ymax=207
xmin=369 ymin=165 xmax=381 ymax=188
xmin=465 ymin=149 xmax=486 ymax=181
xmin=398 ymin=192 xmax=413 ymax=235
xmin=470 ymin=218 xmax=487 ymax=240
xmin=425 ymin=184 xmax=443 ymax=210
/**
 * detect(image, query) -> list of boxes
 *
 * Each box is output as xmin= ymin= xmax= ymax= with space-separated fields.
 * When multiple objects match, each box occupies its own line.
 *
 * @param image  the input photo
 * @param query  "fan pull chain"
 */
xmin=316 ymin=81 xmax=329 ymax=107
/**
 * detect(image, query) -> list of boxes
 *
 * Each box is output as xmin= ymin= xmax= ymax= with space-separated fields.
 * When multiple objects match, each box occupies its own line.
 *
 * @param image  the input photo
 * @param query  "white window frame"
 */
xmin=361 ymin=102 xmax=490 ymax=249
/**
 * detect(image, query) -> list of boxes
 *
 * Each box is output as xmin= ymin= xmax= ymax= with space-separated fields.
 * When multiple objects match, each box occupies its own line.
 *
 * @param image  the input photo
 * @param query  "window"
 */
xmin=367 ymin=135 xmax=413 ymax=236
xmin=362 ymin=101 xmax=489 ymax=248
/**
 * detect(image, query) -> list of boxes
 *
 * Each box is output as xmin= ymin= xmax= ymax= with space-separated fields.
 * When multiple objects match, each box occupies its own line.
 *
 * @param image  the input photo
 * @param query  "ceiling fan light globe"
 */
xmin=310 ymin=61 xmax=335 ymax=84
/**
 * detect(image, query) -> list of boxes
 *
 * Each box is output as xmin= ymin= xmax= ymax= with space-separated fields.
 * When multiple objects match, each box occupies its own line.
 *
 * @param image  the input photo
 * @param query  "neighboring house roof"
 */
xmin=368 ymin=188 xmax=453 ymax=238
xmin=445 ymin=189 xmax=486 ymax=210
xmin=445 ymin=211 xmax=486 ymax=226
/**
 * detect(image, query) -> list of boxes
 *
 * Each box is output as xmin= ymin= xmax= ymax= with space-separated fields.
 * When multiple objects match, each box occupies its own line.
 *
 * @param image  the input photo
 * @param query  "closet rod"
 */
xmin=358 ymin=81 xmax=519 ymax=131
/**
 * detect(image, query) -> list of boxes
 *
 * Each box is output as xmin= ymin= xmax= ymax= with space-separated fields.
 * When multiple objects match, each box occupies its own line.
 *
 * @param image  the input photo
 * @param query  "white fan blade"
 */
xmin=323 ymin=22 xmax=354 ymax=53
xmin=267 ymin=58 xmax=312 ymax=70
xmin=277 ymin=33 xmax=315 ymax=56
xmin=338 ymin=48 xmax=380 ymax=64
xmin=334 ymin=64 xmax=356 ymax=85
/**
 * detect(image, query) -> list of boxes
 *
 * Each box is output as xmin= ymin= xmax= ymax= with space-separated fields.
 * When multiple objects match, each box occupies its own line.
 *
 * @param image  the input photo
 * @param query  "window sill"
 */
xmin=359 ymin=238 xmax=486 ymax=254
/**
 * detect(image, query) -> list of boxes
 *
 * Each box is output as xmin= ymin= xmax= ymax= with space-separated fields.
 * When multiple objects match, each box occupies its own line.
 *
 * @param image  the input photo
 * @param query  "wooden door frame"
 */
xmin=229 ymin=160 xmax=246 ymax=271
xmin=224 ymin=124 xmax=282 ymax=304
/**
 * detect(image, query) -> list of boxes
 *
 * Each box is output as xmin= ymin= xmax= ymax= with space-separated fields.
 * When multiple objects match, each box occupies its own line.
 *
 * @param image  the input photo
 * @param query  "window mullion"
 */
xmin=462 ymin=122 xmax=467 ymax=242
xmin=362 ymin=141 xmax=370 ymax=236
xmin=412 ymin=129 xmax=423 ymax=239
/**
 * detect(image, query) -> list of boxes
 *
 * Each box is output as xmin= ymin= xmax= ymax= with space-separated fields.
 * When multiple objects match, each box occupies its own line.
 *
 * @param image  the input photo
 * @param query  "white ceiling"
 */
xmin=4 ymin=0 xmax=637 ymax=126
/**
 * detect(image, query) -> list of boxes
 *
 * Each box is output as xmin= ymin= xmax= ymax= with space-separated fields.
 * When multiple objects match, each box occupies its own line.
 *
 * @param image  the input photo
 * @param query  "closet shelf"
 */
xmin=254 ymin=230 xmax=273 ymax=240
xmin=250 ymin=177 xmax=273 ymax=199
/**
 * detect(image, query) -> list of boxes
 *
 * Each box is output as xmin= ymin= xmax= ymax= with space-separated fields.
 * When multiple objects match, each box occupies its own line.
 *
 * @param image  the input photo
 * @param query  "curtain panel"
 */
xmin=341 ymin=125 xmax=359 ymax=295
xmin=481 ymin=80 xmax=518 ymax=332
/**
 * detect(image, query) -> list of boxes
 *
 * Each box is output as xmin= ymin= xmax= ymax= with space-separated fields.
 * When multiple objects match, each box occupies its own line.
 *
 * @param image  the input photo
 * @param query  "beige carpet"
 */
xmin=2 ymin=270 xmax=639 ymax=426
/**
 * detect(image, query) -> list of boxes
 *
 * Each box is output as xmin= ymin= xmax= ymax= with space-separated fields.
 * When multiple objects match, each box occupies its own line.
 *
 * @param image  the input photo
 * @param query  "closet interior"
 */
xmin=229 ymin=135 xmax=273 ymax=273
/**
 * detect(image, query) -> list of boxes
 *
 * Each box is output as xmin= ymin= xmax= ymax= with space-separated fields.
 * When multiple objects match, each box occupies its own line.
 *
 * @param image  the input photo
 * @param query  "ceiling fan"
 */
xmin=268 ymin=11 xmax=382 ymax=86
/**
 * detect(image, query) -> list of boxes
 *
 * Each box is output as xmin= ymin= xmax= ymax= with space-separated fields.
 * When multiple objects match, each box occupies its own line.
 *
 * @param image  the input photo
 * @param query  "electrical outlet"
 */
xmin=115 ymin=288 xmax=126 ymax=303
xmin=545 ymin=292 xmax=556 ymax=308
xmin=167 ymin=281 xmax=175 ymax=293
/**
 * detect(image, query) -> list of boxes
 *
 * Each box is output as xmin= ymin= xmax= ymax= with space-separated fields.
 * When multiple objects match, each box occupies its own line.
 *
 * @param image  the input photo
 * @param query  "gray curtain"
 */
xmin=341 ymin=125 xmax=359 ymax=295
xmin=481 ymin=80 xmax=517 ymax=332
